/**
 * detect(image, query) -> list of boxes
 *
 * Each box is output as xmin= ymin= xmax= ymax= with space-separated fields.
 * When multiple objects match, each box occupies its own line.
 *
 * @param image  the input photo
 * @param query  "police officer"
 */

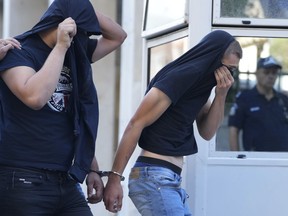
xmin=228 ymin=56 xmax=288 ymax=151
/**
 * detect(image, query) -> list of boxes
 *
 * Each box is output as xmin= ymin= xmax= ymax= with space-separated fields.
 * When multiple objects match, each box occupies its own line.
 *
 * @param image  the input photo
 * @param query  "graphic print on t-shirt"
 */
xmin=47 ymin=66 xmax=72 ymax=112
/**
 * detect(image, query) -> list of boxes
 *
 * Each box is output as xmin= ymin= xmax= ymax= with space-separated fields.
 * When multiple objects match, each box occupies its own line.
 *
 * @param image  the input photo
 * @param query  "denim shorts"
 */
xmin=0 ymin=166 xmax=92 ymax=216
xmin=128 ymin=166 xmax=192 ymax=216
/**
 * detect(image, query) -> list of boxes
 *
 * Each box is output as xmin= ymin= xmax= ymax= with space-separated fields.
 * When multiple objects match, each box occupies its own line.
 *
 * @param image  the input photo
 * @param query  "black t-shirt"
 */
xmin=0 ymin=34 xmax=96 ymax=171
xmin=138 ymin=30 xmax=235 ymax=156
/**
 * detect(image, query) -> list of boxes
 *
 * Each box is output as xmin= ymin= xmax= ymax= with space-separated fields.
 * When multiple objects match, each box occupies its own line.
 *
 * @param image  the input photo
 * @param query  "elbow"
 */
xmin=28 ymin=103 xmax=46 ymax=111
xmin=201 ymin=134 xmax=214 ymax=141
xmin=25 ymin=96 xmax=47 ymax=110
xmin=118 ymin=30 xmax=127 ymax=45
xmin=198 ymin=130 xmax=215 ymax=141
xmin=30 ymin=105 xmax=45 ymax=111
xmin=122 ymin=31 xmax=128 ymax=42
xmin=109 ymin=29 xmax=127 ymax=47
xmin=127 ymin=117 xmax=146 ymax=132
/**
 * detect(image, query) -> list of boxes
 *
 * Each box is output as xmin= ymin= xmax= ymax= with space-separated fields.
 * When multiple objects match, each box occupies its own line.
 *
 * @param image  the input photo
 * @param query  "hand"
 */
xmin=86 ymin=172 xmax=104 ymax=204
xmin=56 ymin=17 xmax=77 ymax=49
xmin=103 ymin=175 xmax=123 ymax=213
xmin=214 ymin=65 xmax=234 ymax=96
xmin=0 ymin=38 xmax=21 ymax=60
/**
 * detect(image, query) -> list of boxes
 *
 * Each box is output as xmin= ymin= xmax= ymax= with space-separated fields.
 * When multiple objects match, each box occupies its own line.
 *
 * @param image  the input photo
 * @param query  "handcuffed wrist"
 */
xmin=109 ymin=171 xmax=125 ymax=181
xmin=89 ymin=169 xmax=125 ymax=181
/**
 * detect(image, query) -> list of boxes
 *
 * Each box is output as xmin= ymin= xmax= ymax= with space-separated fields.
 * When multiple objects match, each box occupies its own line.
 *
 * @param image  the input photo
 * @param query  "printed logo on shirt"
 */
xmin=250 ymin=106 xmax=260 ymax=112
xmin=47 ymin=66 xmax=72 ymax=112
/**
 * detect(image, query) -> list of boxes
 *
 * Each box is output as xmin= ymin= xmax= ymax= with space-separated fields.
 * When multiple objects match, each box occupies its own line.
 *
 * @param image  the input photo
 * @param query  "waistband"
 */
xmin=0 ymin=165 xmax=70 ymax=181
xmin=136 ymin=156 xmax=182 ymax=175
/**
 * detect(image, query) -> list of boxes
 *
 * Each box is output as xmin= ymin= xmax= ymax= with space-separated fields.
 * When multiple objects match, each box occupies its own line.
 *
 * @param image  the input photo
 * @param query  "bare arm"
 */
xmin=196 ymin=65 xmax=234 ymax=140
xmin=229 ymin=126 xmax=240 ymax=151
xmin=0 ymin=18 xmax=76 ymax=110
xmin=91 ymin=11 xmax=127 ymax=62
xmin=103 ymin=87 xmax=171 ymax=213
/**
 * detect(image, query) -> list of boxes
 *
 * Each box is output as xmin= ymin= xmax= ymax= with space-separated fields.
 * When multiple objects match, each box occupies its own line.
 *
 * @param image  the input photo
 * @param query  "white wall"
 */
xmin=88 ymin=0 xmax=126 ymax=215
xmin=116 ymin=0 xmax=144 ymax=215
xmin=206 ymin=162 xmax=288 ymax=216
xmin=3 ymin=0 xmax=48 ymax=38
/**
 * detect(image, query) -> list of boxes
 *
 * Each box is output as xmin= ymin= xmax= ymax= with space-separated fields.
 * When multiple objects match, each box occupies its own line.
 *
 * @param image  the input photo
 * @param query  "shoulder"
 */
xmin=277 ymin=91 xmax=288 ymax=98
xmin=277 ymin=91 xmax=288 ymax=103
xmin=0 ymin=35 xmax=49 ymax=72
xmin=0 ymin=48 xmax=31 ymax=71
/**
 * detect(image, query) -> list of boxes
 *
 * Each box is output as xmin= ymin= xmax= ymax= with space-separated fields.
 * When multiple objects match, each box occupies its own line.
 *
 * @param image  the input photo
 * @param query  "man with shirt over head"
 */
xmin=103 ymin=30 xmax=242 ymax=216
xmin=0 ymin=0 xmax=126 ymax=215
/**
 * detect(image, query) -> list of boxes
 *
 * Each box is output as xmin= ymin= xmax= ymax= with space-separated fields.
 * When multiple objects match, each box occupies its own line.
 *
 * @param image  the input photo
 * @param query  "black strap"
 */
xmin=136 ymin=156 xmax=182 ymax=175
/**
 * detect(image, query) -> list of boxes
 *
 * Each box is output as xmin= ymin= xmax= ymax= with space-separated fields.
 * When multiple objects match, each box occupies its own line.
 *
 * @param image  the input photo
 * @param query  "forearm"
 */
xmin=197 ymin=65 xmax=234 ymax=139
xmin=197 ymin=94 xmax=227 ymax=140
xmin=23 ymin=45 xmax=67 ymax=108
xmin=109 ymin=88 xmax=171 ymax=179
xmin=96 ymin=11 xmax=126 ymax=44
xmin=2 ymin=44 xmax=68 ymax=110
xmin=109 ymin=122 xmax=141 ymax=181
xmin=92 ymin=10 xmax=127 ymax=62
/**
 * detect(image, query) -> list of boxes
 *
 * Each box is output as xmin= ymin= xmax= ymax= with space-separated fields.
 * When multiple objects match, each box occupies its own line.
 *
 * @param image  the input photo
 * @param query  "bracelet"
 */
xmin=89 ymin=169 xmax=125 ymax=181
xmin=109 ymin=171 xmax=125 ymax=181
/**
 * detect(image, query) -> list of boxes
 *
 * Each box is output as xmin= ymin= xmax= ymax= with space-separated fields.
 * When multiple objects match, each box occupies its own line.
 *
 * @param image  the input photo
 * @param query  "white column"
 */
xmin=117 ymin=0 xmax=144 ymax=215
xmin=3 ymin=0 xmax=10 ymax=38
xmin=187 ymin=0 xmax=213 ymax=215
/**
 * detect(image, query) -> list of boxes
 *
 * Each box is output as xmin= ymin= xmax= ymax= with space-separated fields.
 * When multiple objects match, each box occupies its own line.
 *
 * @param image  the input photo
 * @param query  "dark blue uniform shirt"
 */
xmin=228 ymin=87 xmax=288 ymax=151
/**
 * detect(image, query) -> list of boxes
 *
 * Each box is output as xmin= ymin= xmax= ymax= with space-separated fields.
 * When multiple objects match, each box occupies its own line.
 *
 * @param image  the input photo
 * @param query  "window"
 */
xmin=213 ymin=0 xmax=288 ymax=27
xmin=148 ymin=37 xmax=188 ymax=81
xmin=141 ymin=0 xmax=189 ymax=99
xmin=215 ymin=34 xmax=288 ymax=154
xmin=142 ymin=0 xmax=188 ymax=38
xmin=236 ymin=37 xmax=288 ymax=92
xmin=143 ymin=29 xmax=188 ymax=89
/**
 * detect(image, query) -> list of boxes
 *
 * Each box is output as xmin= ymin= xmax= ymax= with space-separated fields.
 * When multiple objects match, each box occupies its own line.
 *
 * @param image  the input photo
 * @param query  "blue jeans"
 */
xmin=0 ymin=166 xmax=92 ymax=216
xmin=128 ymin=166 xmax=192 ymax=216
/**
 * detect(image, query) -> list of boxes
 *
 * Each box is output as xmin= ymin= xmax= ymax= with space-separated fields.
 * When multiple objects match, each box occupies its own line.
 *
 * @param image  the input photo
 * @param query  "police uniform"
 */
xmin=229 ymin=87 xmax=288 ymax=151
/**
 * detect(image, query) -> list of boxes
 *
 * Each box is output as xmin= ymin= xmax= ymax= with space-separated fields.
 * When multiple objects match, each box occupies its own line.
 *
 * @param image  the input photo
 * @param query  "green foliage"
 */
xmin=221 ymin=0 xmax=248 ymax=17
xmin=270 ymin=38 xmax=288 ymax=73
